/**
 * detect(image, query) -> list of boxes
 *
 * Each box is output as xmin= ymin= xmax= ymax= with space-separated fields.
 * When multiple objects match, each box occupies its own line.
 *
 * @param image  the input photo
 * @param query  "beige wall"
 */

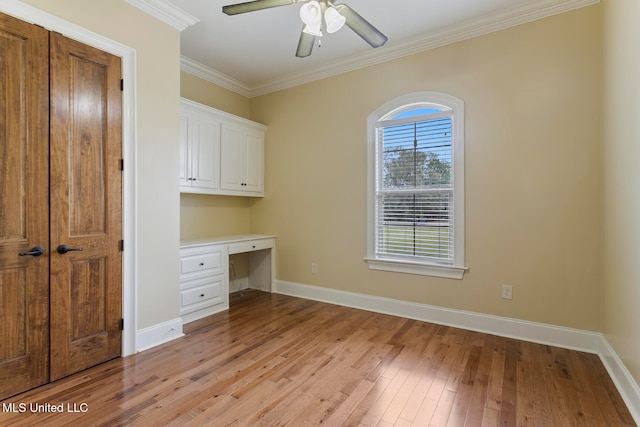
xmin=180 ymin=193 xmax=252 ymax=240
xmin=13 ymin=0 xmax=182 ymax=329
xmin=602 ymin=0 xmax=640 ymax=385
xmin=181 ymin=71 xmax=251 ymax=119
xmin=250 ymin=5 xmax=603 ymax=331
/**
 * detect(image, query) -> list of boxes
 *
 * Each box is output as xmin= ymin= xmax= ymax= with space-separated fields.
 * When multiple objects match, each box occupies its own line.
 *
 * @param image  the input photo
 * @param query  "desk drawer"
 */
xmin=228 ymin=238 xmax=274 ymax=255
xmin=180 ymin=247 xmax=224 ymax=276
xmin=181 ymin=279 xmax=223 ymax=307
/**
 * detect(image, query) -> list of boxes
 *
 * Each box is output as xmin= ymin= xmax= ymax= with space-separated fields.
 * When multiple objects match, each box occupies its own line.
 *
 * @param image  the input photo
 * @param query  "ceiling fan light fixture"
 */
xmin=324 ymin=6 xmax=346 ymax=33
xmin=221 ymin=0 xmax=388 ymax=58
xmin=300 ymin=1 xmax=322 ymax=26
xmin=302 ymin=23 xmax=323 ymax=37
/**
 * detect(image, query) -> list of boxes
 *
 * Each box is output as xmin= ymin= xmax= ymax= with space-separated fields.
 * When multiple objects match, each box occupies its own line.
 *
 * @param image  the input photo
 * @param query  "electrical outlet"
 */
xmin=501 ymin=284 xmax=513 ymax=300
xmin=311 ymin=263 xmax=318 ymax=274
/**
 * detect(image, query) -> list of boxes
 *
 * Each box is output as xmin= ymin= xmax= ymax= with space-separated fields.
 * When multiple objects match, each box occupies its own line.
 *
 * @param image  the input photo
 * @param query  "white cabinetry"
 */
xmin=179 ymin=243 xmax=228 ymax=324
xmin=180 ymin=98 xmax=266 ymax=197
xmin=221 ymin=123 xmax=264 ymax=194
xmin=180 ymin=235 xmax=276 ymax=324
xmin=179 ymin=108 xmax=220 ymax=191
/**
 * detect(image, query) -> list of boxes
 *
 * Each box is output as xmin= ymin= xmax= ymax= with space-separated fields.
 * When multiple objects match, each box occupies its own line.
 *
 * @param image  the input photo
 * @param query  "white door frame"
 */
xmin=1 ymin=0 xmax=138 ymax=356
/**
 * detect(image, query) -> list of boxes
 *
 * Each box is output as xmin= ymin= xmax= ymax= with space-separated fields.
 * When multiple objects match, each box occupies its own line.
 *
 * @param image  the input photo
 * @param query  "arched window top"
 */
xmin=385 ymin=103 xmax=450 ymax=121
xmin=369 ymin=92 xmax=463 ymax=127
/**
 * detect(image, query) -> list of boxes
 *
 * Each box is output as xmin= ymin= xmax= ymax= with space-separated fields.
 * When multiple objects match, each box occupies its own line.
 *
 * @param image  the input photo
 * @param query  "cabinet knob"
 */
xmin=200 ymin=294 xmax=205 ymax=298
xmin=199 ymin=262 xmax=205 ymax=266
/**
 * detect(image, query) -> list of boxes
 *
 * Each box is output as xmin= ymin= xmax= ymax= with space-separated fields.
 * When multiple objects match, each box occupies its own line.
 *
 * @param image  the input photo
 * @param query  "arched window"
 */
xmin=366 ymin=92 xmax=466 ymax=279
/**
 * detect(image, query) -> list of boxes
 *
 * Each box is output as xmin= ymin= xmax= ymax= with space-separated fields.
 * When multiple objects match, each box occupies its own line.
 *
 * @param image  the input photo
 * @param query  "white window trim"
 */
xmin=366 ymin=92 xmax=467 ymax=279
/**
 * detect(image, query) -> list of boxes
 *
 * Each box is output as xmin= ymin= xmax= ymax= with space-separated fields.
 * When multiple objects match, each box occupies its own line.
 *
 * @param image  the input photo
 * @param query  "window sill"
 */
xmin=364 ymin=257 xmax=467 ymax=279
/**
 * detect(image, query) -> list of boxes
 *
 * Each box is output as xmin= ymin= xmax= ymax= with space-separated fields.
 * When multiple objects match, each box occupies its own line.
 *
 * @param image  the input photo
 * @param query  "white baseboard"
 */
xmin=274 ymin=280 xmax=640 ymax=425
xmin=599 ymin=337 xmax=640 ymax=423
xmin=275 ymin=280 xmax=600 ymax=352
xmin=136 ymin=317 xmax=185 ymax=353
xmin=181 ymin=303 xmax=230 ymax=325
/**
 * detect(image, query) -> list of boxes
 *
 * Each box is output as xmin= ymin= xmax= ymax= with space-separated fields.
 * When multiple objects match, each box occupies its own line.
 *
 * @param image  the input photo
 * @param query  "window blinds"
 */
xmin=375 ymin=112 xmax=454 ymax=262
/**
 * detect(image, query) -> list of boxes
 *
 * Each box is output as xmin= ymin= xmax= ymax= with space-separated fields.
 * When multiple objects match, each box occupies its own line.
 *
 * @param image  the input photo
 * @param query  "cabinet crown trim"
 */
xmin=180 ymin=98 xmax=267 ymax=130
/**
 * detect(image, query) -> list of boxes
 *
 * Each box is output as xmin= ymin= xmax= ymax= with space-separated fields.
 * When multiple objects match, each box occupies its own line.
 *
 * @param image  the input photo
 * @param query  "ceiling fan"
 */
xmin=222 ymin=0 xmax=388 ymax=58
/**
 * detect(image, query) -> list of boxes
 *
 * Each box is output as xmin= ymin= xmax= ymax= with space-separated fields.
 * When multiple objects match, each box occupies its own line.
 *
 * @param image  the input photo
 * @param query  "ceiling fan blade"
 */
xmin=223 ymin=0 xmax=296 ymax=15
xmin=335 ymin=4 xmax=388 ymax=48
xmin=296 ymin=30 xmax=315 ymax=58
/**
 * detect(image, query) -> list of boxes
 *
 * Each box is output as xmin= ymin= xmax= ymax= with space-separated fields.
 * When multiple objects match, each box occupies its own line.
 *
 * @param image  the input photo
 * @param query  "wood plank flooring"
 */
xmin=0 ymin=291 xmax=636 ymax=426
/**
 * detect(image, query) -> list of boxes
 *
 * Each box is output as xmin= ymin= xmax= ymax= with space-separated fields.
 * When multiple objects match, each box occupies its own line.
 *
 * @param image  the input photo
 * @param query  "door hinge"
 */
xmin=119 ymin=240 xmax=124 ymax=252
xmin=120 ymin=79 xmax=124 ymax=91
xmin=119 ymin=318 xmax=124 ymax=331
xmin=120 ymin=158 xmax=124 ymax=171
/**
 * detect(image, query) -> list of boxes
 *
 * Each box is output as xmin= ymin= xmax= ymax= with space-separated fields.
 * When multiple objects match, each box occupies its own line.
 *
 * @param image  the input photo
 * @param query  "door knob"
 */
xmin=56 ymin=244 xmax=84 ymax=254
xmin=19 ymin=247 xmax=44 ymax=257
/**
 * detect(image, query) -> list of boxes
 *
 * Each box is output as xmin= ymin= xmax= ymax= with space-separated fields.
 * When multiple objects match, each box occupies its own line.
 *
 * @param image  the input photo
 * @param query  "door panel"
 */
xmin=0 ymin=14 xmax=50 ymax=399
xmin=49 ymin=33 xmax=122 ymax=381
xmin=67 ymin=52 xmax=109 ymax=236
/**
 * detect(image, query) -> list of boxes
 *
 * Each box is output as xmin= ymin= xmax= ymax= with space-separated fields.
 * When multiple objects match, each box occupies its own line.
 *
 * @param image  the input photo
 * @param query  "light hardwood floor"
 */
xmin=1 ymin=291 xmax=636 ymax=426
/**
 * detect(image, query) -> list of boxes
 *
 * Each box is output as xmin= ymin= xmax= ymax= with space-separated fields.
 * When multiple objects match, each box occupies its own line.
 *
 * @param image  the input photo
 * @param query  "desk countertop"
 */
xmin=180 ymin=234 xmax=277 ymax=248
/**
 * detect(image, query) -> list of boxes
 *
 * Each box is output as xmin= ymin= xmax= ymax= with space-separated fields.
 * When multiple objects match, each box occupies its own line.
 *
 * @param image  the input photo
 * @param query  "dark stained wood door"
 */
xmin=1 ymin=15 xmax=123 ymax=399
xmin=49 ymin=33 xmax=123 ymax=381
xmin=0 ymin=13 xmax=50 ymax=399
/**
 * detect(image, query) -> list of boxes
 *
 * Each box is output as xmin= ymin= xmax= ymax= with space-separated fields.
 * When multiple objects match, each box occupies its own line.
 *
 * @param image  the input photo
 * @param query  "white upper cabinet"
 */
xmin=221 ymin=123 xmax=264 ymax=194
xmin=180 ymin=98 xmax=266 ymax=197
xmin=180 ymin=108 xmax=221 ymax=191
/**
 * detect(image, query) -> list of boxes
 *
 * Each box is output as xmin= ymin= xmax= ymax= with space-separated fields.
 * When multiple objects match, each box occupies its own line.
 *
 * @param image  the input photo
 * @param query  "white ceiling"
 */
xmin=163 ymin=0 xmax=597 ymax=96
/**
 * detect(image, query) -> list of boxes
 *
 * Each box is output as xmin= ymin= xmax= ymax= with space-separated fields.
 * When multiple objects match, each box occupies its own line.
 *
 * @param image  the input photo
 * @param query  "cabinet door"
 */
xmin=244 ymin=131 xmax=264 ymax=193
xmin=221 ymin=124 xmax=264 ymax=194
xmin=178 ymin=113 xmax=190 ymax=187
xmin=191 ymin=115 xmax=220 ymax=190
xmin=220 ymin=123 xmax=245 ymax=191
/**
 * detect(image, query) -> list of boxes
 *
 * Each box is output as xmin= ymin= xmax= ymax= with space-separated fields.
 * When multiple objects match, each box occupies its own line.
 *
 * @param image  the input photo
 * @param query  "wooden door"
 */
xmin=0 ymin=13 xmax=50 ymax=399
xmin=48 ymin=33 xmax=123 ymax=381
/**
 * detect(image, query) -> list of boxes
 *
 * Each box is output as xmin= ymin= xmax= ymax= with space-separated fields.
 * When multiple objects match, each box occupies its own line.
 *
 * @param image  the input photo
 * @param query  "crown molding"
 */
xmin=180 ymin=56 xmax=252 ymax=98
xmin=124 ymin=0 xmax=198 ymax=31
xmin=181 ymin=0 xmax=599 ymax=97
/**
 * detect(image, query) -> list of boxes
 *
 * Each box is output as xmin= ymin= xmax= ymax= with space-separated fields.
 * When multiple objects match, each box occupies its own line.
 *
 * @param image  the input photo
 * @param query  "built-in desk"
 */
xmin=179 ymin=234 xmax=276 ymax=324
